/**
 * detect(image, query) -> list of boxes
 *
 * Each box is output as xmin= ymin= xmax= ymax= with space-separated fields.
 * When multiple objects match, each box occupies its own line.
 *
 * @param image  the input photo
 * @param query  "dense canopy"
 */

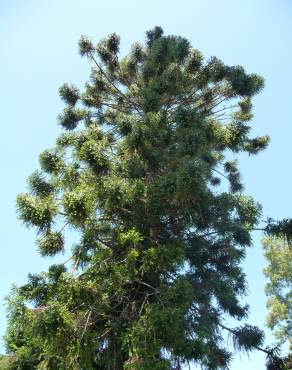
xmin=2 ymin=27 xmax=291 ymax=369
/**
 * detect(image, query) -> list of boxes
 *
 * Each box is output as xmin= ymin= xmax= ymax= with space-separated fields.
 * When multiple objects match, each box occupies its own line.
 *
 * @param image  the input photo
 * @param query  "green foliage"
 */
xmin=39 ymin=149 xmax=63 ymax=173
xmin=58 ymin=107 xmax=88 ymax=130
xmin=28 ymin=171 xmax=53 ymax=197
xmin=37 ymin=231 xmax=64 ymax=256
xmin=62 ymin=188 xmax=94 ymax=226
xmin=78 ymin=35 xmax=94 ymax=56
xmin=59 ymin=83 xmax=80 ymax=106
xmin=0 ymin=355 xmax=15 ymax=369
xmin=4 ymin=27 xmax=291 ymax=369
xmin=233 ymin=325 xmax=264 ymax=351
xmin=265 ymin=219 xmax=292 ymax=243
xmin=262 ymin=237 xmax=292 ymax=344
xmin=284 ymin=353 xmax=292 ymax=369
xmin=16 ymin=193 xmax=58 ymax=231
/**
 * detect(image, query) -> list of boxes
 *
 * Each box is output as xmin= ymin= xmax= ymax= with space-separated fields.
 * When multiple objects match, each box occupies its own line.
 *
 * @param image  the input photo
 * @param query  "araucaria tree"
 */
xmin=3 ymin=27 xmax=292 ymax=370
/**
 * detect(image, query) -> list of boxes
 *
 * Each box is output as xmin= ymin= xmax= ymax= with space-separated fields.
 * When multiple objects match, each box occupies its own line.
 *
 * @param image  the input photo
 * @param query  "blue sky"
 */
xmin=0 ymin=1 xmax=291 ymax=368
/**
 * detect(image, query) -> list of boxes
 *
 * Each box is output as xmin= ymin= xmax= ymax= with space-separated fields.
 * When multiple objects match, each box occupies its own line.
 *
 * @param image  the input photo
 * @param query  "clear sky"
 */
xmin=0 ymin=1 xmax=291 ymax=369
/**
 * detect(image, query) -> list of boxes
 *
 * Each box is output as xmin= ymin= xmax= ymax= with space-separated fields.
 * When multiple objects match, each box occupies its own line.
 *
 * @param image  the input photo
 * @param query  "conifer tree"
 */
xmin=3 ymin=27 xmax=292 ymax=369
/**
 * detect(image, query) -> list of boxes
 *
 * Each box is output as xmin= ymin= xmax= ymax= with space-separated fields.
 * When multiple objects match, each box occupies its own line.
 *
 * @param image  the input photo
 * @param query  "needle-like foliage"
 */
xmin=2 ymin=27 xmax=290 ymax=370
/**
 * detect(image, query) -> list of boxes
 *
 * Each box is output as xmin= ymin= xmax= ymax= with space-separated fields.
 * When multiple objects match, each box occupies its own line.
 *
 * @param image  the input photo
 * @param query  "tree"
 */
xmin=3 ymin=27 xmax=292 ymax=370
xmin=284 ymin=354 xmax=292 ymax=370
xmin=0 ymin=355 xmax=14 ymax=369
xmin=262 ymin=237 xmax=292 ymax=367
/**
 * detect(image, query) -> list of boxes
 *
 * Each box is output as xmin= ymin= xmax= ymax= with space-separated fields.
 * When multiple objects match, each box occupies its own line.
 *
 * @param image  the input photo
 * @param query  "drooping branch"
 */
xmin=218 ymin=323 xmax=285 ymax=370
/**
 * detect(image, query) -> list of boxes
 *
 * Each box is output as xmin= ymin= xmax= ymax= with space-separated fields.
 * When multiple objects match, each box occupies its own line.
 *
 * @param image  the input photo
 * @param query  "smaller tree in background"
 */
xmin=262 ymin=237 xmax=292 ymax=368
